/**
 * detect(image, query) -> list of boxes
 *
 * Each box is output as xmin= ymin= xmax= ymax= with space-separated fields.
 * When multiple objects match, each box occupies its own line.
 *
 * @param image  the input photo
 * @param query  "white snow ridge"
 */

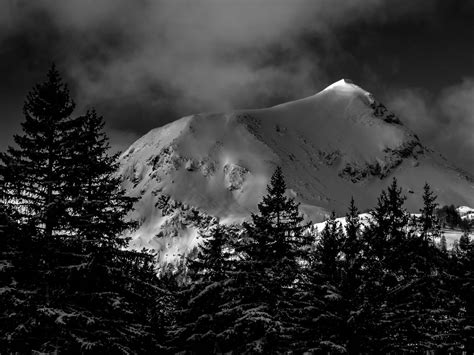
xmin=118 ymin=80 xmax=474 ymax=259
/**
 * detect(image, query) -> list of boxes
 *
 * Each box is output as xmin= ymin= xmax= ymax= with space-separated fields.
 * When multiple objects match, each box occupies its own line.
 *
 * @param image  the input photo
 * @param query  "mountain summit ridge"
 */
xmin=118 ymin=80 xmax=474 ymax=257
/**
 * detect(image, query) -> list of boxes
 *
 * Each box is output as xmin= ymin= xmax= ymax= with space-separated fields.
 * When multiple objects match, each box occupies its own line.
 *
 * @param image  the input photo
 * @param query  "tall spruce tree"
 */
xmin=439 ymin=234 xmax=448 ymax=252
xmin=0 ymin=64 xmax=76 ymax=238
xmin=49 ymin=108 xmax=167 ymax=353
xmin=224 ymin=166 xmax=311 ymax=353
xmin=368 ymin=178 xmax=409 ymax=268
xmin=357 ymin=178 xmax=410 ymax=351
xmin=419 ymin=182 xmax=441 ymax=243
xmin=314 ymin=212 xmax=344 ymax=283
xmin=364 ymin=179 xmax=461 ymax=351
xmin=340 ymin=198 xmax=366 ymax=353
xmin=0 ymin=66 xmax=168 ymax=353
xmin=0 ymin=65 xmax=78 ymax=351
xmin=343 ymin=197 xmax=362 ymax=262
xmin=172 ymin=221 xmax=237 ymax=353
xmin=412 ymin=183 xmax=442 ymax=274
xmin=67 ymin=109 xmax=137 ymax=246
xmin=459 ymin=231 xmax=471 ymax=252
xmin=297 ymin=211 xmax=346 ymax=353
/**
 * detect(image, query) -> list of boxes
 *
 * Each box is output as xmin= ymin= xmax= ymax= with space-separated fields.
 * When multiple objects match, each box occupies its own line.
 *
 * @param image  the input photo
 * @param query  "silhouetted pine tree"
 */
xmin=66 ymin=109 xmax=136 ymax=243
xmin=0 ymin=66 xmax=168 ymax=353
xmin=410 ymin=183 xmax=442 ymax=275
xmin=366 ymin=179 xmax=461 ymax=351
xmin=339 ymin=198 xmax=367 ymax=353
xmin=368 ymin=178 xmax=409 ymax=271
xmin=419 ymin=182 xmax=441 ymax=243
xmin=51 ymin=107 xmax=168 ymax=352
xmin=224 ymin=167 xmax=311 ymax=353
xmin=314 ymin=212 xmax=344 ymax=284
xmin=172 ymin=221 xmax=237 ymax=353
xmin=343 ymin=197 xmax=362 ymax=262
xmin=439 ymin=235 xmax=448 ymax=252
xmin=357 ymin=178 xmax=409 ymax=351
xmin=0 ymin=65 xmax=77 ymax=351
xmin=297 ymin=211 xmax=346 ymax=353
xmin=459 ymin=231 xmax=471 ymax=252
xmin=0 ymin=64 xmax=76 ymax=238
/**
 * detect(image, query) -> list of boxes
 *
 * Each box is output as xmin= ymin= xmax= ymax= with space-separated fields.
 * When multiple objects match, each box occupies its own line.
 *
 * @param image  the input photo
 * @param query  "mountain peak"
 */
xmin=323 ymin=78 xmax=363 ymax=92
xmin=337 ymin=78 xmax=354 ymax=85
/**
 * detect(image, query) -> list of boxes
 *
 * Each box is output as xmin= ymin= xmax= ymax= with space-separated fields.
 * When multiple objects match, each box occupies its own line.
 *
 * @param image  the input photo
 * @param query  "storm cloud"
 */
xmin=0 ymin=0 xmax=473 ymax=171
xmin=388 ymin=78 xmax=474 ymax=174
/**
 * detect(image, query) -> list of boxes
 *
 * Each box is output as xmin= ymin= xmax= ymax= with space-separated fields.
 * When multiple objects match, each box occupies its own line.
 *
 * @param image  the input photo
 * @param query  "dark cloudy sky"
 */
xmin=1 ymin=0 xmax=473 ymax=173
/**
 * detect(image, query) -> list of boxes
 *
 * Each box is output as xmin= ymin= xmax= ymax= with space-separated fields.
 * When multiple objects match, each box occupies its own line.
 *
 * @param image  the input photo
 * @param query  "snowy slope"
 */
xmin=313 ymin=214 xmax=470 ymax=250
xmin=457 ymin=206 xmax=474 ymax=220
xmin=118 ymin=79 xmax=474 ymax=258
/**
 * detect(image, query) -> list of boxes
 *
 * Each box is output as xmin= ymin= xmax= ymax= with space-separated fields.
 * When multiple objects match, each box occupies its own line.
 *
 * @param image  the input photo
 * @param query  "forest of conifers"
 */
xmin=1 ymin=66 xmax=473 ymax=354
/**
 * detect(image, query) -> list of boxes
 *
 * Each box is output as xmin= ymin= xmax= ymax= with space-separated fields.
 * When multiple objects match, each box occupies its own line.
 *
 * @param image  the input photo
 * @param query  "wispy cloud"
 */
xmin=1 ymin=0 xmax=435 ymax=114
xmin=387 ymin=78 xmax=474 ymax=174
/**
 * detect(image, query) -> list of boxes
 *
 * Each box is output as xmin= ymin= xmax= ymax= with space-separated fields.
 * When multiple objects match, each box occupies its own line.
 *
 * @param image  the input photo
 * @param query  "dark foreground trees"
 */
xmin=172 ymin=167 xmax=313 ymax=353
xmin=0 ymin=65 xmax=168 ymax=353
xmin=173 ymin=177 xmax=472 ymax=354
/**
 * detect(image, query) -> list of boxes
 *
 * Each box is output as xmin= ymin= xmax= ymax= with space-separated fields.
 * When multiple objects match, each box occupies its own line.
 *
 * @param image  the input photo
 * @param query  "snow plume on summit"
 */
xmin=118 ymin=80 xmax=474 ymax=260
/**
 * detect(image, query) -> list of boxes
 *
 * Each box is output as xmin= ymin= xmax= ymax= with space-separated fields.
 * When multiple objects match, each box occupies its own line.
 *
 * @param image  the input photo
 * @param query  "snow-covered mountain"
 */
xmin=118 ymin=79 xmax=474 ymax=260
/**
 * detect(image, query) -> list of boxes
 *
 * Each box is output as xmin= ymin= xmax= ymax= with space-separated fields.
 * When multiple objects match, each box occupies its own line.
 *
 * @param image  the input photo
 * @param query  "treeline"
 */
xmin=1 ymin=66 xmax=474 ymax=353
xmin=436 ymin=204 xmax=471 ymax=231
xmin=168 ymin=171 xmax=474 ymax=354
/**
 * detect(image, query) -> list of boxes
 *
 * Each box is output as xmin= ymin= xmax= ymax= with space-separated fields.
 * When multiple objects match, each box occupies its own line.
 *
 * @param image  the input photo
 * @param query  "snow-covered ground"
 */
xmin=118 ymin=79 xmax=474 ymax=258
xmin=457 ymin=206 xmax=474 ymax=220
xmin=441 ymin=229 xmax=467 ymax=249
xmin=314 ymin=213 xmax=470 ymax=250
xmin=313 ymin=213 xmax=372 ymax=232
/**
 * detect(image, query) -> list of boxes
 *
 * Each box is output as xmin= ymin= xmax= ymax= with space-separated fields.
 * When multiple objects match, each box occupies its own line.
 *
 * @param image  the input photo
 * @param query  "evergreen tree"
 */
xmin=437 ymin=205 xmax=463 ymax=229
xmin=359 ymin=178 xmax=410 ymax=351
xmin=340 ymin=198 xmax=366 ymax=353
xmin=0 ymin=66 xmax=168 ymax=353
xmin=367 ymin=178 xmax=409 ymax=269
xmin=452 ymin=240 xmax=460 ymax=253
xmin=172 ymin=222 xmax=237 ymax=353
xmin=314 ymin=212 xmax=344 ymax=283
xmin=225 ymin=167 xmax=311 ymax=353
xmin=365 ymin=179 xmax=461 ymax=351
xmin=459 ymin=231 xmax=471 ymax=252
xmin=419 ymin=182 xmax=441 ymax=243
xmin=412 ymin=183 xmax=442 ymax=274
xmin=67 ymin=109 xmax=137 ymax=245
xmin=33 ymin=107 xmax=167 ymax=353
xmin=298 ymin=212 xmax=345 ymax=353
xmin=0 ymin=64 xmax=76 ymax=238
xmin=0 ymin=65 xmax=78 ymax=351
xmin=343 ymin=197 xmax=362 ymax=262
xmin=439 ymin=234 xmax=448 ymax=252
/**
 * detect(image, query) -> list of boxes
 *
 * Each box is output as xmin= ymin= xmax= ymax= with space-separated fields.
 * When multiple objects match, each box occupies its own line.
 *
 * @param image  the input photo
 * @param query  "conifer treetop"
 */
xmin=23 ymin=63 xmax=75 ymax=123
